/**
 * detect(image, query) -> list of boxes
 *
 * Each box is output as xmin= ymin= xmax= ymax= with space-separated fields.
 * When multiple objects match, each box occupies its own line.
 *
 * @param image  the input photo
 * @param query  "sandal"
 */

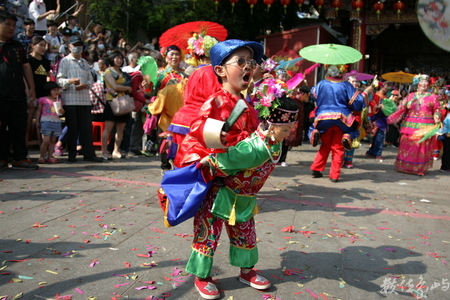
xmin=46 ymin=158 xmax=60 ymax=164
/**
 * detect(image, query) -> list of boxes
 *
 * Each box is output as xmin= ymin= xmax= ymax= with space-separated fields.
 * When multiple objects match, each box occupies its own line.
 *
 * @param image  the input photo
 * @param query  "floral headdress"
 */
xmin=324 ymin=64 xmax=349 ymax=78
xmin=185 ymin=33 xmax=218 ymax=66
xmin=413 ymin=74 xmax=430 ymax=85
xmin=253 ymin=78 xmax=300 ymax=124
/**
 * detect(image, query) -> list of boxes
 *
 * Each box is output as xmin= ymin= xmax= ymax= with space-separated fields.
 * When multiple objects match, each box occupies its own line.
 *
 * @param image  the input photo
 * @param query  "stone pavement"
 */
xmin=0 ymin=143 xmax=449 ymax=300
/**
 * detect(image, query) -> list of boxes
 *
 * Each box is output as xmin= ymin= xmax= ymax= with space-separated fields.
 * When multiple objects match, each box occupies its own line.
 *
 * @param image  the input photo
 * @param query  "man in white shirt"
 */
xmin=28 ymin=0 xmax=55 ymax=36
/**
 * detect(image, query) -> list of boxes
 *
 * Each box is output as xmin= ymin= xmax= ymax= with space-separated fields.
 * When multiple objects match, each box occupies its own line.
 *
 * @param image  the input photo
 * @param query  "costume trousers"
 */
xmin=63 ymin=105 xmax=95 ymax=159
xmin=367 ymin=128 xmax=385 ymax=157
xmin=0 ymin=100 xmax=28 ymax=162
xmin=441 ymin=137 xmax=450 ymax=170
xmin=186 ymin=184 xmax=258 ymax=279
xmin=344 ymin=148 xmax=355 ymax=163
xmin=278 ymin=142 xmax=289 ymax=163
xmin=310 ymin=126 xmax=345 ymax=180
xmin=129 ymin=111 xmax=144 ymax=152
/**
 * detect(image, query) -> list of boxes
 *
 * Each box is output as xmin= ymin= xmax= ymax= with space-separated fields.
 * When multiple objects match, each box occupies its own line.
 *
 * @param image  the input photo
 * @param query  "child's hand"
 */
xmin=220 ymin=131 xmax=227 ymax=145
xmin=58 ymin=108 xmax=65 ymax=115
xmin=36 ymin=122 xmax=41 ymax=129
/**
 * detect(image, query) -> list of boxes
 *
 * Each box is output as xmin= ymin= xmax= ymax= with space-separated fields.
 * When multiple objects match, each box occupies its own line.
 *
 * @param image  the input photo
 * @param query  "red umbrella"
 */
xmin=159 ymin=21 xmax=228 ymax=50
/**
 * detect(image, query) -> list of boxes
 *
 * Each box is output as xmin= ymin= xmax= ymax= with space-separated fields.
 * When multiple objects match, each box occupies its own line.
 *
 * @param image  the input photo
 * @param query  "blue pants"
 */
xmin=367 ymin=129 xmax=385 ymax=157
xmin=344 ymin=148 xmax=355 ymax=163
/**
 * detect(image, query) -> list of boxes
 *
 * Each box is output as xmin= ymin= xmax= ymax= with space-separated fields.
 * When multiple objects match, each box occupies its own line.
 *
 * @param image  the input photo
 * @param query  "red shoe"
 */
xmin=342 ymin=134 xmax=352 ymax=151
xmin=194 ymin=277 xmax=220 ymax=299
xmin=46 ymin=158 xmax=60 ymax=164
xmin=239 ymin=269 xmax=271 ymax=290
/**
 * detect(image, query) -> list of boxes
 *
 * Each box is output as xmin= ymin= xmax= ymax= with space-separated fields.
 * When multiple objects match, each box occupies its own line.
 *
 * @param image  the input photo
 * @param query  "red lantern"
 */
xmin=247 ymin=0 xmax=258 ymax=14
xmin=315 ymin=0 xmax=324 ymax=12
xmin=213 ymin=0 xmax=221 ymax=12
xmin=330 ymin=0 xmax=342 ymax=16
xmin=295 ymin=0 xmax=305 ymax=10
xmin=280 ymin=0 xmax=291 ymax=14
xmin=373 ymin=1 xmax=384 ymax=20
xmin=264 ymin=0 xmax=275 ymax=11
xmin=229 ymin=0 xmax=239 ymax=13
xmin=393 ymin=0 xmax=405 ymax=19
xmin=352 ymin=0 xmax=364 ymax=17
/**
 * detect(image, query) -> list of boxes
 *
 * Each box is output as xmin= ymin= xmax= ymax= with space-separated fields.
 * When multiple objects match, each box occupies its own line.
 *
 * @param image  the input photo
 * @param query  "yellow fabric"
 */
xmin=148 ymin=80 xmax=186 ymax=131
xmin=104 ymin=68 xmax=126 ymax=101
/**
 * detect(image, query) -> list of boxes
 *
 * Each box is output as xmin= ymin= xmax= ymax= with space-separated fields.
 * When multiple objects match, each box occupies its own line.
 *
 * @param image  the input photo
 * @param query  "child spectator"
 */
xmin=35 ymin=82 xmax=64 ymax=163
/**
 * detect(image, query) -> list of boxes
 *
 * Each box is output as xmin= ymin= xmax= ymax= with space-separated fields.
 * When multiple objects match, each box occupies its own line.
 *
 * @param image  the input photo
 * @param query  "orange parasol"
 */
xmin=381 ymin=71 xmax=415 ymax=83
xmin=159 ymin=21 xmax=228 ymax=50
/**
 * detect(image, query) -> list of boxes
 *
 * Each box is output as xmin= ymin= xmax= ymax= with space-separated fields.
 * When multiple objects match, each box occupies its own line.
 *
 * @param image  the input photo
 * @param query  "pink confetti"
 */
xmin=442 ymin=260 xmax=448 ymax=265
xmin=385 ymin=248 xmax=396 ymax=252
xmin=376 ymin=227 xmax=390 ymax=230
xmin=305 ymin=288 xmax=319 ymax=299
xmin=114 ymin=283 xmax=131 ymax=288
xmin=74 ymin=288 xmax=84 ymax=294
xmin=171 ymin=270 xmax=182 ymax=276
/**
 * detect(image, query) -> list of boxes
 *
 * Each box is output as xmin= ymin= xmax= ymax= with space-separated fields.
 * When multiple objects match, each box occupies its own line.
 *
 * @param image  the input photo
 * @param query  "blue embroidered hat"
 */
xmin=210 ymin=39 xmax=264 ymax=68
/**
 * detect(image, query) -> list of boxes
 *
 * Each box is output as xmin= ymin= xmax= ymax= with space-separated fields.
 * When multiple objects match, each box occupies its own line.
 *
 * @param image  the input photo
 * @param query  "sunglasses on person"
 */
xmin=226 ymin=57 xmax=257 ymax=69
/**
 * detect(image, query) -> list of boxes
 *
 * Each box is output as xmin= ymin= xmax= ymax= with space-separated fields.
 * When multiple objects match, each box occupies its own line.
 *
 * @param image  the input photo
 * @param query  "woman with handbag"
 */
xmin=102 ymin=50 xmax=132 ymax=160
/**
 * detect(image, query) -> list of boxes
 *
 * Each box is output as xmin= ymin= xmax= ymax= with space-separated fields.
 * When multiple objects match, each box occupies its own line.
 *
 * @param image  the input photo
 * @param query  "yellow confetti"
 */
xmin=226 ymin=296 xmax=234 ymax=300
xmin=88 ymin=297 xmax=98 ymax=300
xmin=10 ymin=293 xmax=23 ymax=300
xmin=11 ymin=278 xmax=22 ymax=283
xmin=287 ymin=241 xmax=299 ymax=244
xmin=39 ymin=282 xmax=47 ymax=285
xmin=45 ymin=270 xmax=58 ymax=274
xmin=297 ymin=283 xmax=304 ymax=287
xmin=16 ymin=239 xmax=22 ymax=242
xmin=0 ymin=266 xmax=7 ymax=271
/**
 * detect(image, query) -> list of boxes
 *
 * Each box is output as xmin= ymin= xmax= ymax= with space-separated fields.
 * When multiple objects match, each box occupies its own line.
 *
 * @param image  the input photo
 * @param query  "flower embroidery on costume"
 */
xmin=281 ymin=112 xmax=290 ymax=122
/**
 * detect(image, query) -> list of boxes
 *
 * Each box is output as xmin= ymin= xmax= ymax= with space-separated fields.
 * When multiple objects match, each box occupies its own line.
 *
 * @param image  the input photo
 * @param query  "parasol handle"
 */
xmin=371 ymin=75 xmax=379 ymax=88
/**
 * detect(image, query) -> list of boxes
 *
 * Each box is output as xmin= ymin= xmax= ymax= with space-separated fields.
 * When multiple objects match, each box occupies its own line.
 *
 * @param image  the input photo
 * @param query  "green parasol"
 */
xmin=137 ymin=56 xmax=158 ymax=85
xmin=299 ymin=44 xmax=362 ymax=65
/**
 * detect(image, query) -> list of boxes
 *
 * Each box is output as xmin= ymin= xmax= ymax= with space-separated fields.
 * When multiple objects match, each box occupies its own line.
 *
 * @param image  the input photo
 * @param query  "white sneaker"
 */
xmin=281 ymin=162 xmax=288 ymax=167
xmin=433 ymin=157 xmax=438 ymax=161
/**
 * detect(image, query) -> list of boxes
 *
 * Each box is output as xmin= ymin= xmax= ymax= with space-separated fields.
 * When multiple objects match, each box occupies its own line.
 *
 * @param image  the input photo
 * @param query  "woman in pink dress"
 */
xmin=387 ymin=75 xmax=441 ymax=176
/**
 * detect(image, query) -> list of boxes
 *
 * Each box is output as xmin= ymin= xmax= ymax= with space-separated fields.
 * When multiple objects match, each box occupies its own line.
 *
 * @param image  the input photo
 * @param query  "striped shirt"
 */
xmin=57 ymin=54 xmax=93 ymax=106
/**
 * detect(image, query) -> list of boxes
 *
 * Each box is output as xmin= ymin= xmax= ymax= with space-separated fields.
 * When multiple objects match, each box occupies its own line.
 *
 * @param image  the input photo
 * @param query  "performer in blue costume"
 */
xmin=310 ymin=65 xmax=375 ymax=149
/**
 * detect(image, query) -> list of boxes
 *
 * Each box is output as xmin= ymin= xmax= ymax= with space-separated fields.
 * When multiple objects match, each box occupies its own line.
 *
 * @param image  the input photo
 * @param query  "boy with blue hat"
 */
xmin=174 ymin=39 xmax=263 ymax=168
xmin=170 ymin=39 xmax=271 ymax=299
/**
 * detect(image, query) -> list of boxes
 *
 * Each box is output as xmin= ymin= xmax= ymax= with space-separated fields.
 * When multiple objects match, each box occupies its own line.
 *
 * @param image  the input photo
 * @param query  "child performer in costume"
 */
xmin=168 ymin=34 xmax=220 ymax=165
xmin=174 ymin=39 xmax=264 ymax=168
xmin=188 ymin=79 xmax=299 ymax=300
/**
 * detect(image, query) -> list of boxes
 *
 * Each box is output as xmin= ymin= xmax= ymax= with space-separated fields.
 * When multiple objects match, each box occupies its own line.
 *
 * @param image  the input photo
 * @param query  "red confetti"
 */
xmin=3 ymin=251 xmax=13 ymax=253
xmin=25 ymin=240 xmax=31 ymax=243
xmin=282 ymin=226 xmax=295 ymax=232
xmin=32 ymin=222 xmax=47 ymax=228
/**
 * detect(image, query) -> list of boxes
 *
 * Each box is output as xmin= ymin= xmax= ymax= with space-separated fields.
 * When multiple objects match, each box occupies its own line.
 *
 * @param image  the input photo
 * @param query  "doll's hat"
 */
xmin=210 ymin=39 xmax=263 ymax=68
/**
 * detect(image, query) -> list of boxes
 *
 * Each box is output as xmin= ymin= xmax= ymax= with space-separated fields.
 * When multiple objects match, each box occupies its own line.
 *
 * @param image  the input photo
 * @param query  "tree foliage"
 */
xmin=88 ymin=0 xmax=308 ymax=42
